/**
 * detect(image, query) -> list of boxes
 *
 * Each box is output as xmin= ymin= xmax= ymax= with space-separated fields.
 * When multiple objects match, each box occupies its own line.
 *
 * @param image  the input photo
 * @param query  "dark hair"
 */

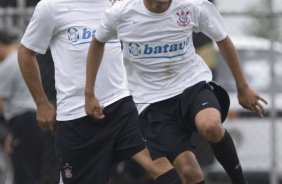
xmin=0 ymin=30 xmax=17 ymax=45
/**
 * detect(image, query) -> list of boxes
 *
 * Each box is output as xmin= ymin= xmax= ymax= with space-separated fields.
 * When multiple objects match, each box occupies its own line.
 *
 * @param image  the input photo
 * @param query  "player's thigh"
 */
xmin=112 ymin=97 xmax=145 ymax=163
xmin=181 ymin=81 xmax=229 ymax=130
xmin=184 ymin=86 xmax=222 ymax=128
xmin=139 ymin=98 xmax=194 ymax=163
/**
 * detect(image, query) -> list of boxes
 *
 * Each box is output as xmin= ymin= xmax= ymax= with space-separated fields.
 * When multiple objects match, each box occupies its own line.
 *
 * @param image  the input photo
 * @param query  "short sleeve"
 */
xmin=21 ymin=0 xmax=55 ymax=54
xmin=95 ymin=2 xmax=121 ymax=43
xmin=193 ymin=0 xmax=228 ymax=41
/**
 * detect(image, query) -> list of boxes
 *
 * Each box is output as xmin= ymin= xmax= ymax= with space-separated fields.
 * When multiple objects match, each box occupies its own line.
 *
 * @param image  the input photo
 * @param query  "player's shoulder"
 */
xmin=111 ymin=0 xmax=139 ymax=11
xmin=37 ymin=0 xmax=80 ymax=16
xmin=36 ymin=0 xmax=53 ymax=7
xmin=173 ymin=0 xmax=214 ymax=15
xmin=33 ymin=0 xmax=54 ymax=12
xmin=113 ymin=0 xmax=133 ymax=5
xmin=174 ymin=0 xmax=210 ymax=7
xmin=37 ymin=0 xmax=75 ymax=9
xmin=103 ymin=0 xmax=134 ymax=18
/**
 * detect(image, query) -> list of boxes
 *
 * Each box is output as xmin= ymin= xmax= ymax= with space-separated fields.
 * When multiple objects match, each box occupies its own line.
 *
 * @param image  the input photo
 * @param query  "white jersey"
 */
xmin=95 ymin=0 xmax=228 ymax=113
xmin=21 ymin=0 xmax=129 ymax=121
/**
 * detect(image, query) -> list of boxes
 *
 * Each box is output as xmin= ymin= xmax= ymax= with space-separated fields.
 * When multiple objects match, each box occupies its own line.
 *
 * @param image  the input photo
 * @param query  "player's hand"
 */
xmin=36 ymin=102 xmax=56 ymax=132
xmin=85 ymin=95 xmax=105 ymax=120
xmin=237 ymin=85 xmax=268 ymax=117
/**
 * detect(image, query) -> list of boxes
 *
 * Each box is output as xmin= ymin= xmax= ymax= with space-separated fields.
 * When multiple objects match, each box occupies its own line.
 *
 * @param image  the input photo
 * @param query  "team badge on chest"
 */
xmin=176 ymin=7 xmax=191 ymax=27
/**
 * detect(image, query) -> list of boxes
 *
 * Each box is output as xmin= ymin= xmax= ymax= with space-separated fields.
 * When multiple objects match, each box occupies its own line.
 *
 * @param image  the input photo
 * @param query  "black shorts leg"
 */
xmin=55 ymin=96 xmax=145 ymax=184
xmin=139 ymin=98 xmax=194 ymax=163
xmin=112 ymin=98 xmax=145 ymax=162
xmin=55 ymin=116 xmax=113 ymax=184
xmin=139 ymin=81 xmax=229 ymax=163
xmin=181 ymin=81 xmax=230 ymax=131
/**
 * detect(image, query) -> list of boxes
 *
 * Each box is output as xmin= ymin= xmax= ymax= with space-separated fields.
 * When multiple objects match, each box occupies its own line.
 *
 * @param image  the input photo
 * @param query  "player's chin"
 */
xmin=155 ymin=0 xmax=171 ymax=3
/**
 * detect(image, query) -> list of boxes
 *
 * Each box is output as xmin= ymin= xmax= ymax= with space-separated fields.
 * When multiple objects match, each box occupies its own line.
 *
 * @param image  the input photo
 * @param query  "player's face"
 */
xmin=145 ymin=0 xmax=171 ymax=13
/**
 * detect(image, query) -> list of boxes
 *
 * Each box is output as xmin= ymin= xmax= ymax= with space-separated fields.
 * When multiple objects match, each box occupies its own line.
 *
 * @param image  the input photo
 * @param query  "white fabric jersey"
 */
xmin=21 ymin=0 xmax=129 ymax=121
xmin=95 ymin=0 xmax=229 ymax=113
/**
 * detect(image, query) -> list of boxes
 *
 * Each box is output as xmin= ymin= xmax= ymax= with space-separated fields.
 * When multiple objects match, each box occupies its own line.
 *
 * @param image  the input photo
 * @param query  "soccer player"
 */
xmin=17 ymin=0 xmax=181 ymax=184
xmin=86 ymin=0 xmax=268 ymax=183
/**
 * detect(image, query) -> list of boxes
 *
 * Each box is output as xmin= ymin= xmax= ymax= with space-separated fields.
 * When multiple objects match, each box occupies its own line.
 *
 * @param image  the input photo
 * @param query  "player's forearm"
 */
xmin=85 ymin=38 xmax=105 ymax=97
xmin=18 ymin=44 xmax=49 ymax=106
xmin=216 ymin=36 xmax=248 ymax=92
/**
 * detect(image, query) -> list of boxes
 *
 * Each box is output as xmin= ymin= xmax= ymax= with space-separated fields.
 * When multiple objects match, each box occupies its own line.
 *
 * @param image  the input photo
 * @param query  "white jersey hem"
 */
xmin=56 ymin=92 xmax=131 ymax=121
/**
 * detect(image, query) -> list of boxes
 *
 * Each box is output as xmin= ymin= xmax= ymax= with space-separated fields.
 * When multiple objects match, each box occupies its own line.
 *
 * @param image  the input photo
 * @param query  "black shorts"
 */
xmin=139 ymin=81 xmax=229 ymax=162
xmin=55 ymin=96 xmax=145 ymax=184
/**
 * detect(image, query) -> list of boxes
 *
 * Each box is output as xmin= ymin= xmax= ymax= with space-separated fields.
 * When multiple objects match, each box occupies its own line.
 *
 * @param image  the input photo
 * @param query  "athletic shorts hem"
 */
xmin=114 ymin=144 xmax=146 ymax=163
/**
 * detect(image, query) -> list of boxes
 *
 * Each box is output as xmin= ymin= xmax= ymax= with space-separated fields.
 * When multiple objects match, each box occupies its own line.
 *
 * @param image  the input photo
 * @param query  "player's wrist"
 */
xmin=84 ymin=90 xmax=94 ymax=98
xmin=236 ymin=82 xmax=249 ymax=93
xmin=34 ymin=96 xmax=50 ymax=107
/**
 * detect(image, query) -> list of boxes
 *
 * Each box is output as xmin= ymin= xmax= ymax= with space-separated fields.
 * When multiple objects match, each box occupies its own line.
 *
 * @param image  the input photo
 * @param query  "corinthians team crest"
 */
xmin=176 ymin=7 xmax=191 ymax=27
xmin=63 ymin=163 xmax=73 ymax=179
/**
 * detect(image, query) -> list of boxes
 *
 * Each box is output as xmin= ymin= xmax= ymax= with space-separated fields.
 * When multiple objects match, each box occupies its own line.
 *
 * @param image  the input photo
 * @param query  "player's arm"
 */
xmin=18 ymin=45 xmax=55 ymax=131
xmin=216 ymin=36 xmax=267 ymax=117
xmin=85 ymin=38 xmax=106 ymax=119
xmin=85 ymin=2 xmax=119 ymax=119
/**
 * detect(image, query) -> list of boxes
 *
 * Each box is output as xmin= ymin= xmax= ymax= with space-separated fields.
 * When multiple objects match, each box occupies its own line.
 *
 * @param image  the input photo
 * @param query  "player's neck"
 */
xmin=143 ymin=0 xmax=171 ymax=13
